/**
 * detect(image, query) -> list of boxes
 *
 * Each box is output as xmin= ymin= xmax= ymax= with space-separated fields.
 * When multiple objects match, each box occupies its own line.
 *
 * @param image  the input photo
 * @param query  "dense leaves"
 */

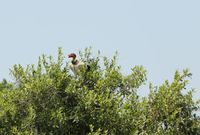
xmin=0 ymin=48 xmax=199 ymax=134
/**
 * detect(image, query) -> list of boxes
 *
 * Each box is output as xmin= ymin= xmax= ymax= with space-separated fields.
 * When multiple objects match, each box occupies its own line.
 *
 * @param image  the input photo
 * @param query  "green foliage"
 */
xmin=0 ymin=47 xmax=199 ymax=134
xmin=136 ymin=69 xmax=200 ymax=135
xmin=0 ymin=79 xmax=13 ymax=91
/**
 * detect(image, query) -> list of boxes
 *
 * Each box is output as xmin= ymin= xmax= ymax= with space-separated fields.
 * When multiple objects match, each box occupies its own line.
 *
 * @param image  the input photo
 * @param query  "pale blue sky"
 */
xmin=0 ymin=0 xmax=200 ymax=97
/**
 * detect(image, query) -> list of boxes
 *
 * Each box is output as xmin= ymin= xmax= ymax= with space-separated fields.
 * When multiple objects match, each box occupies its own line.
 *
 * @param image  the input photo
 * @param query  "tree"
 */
xmin=136 ymin=70 xmax=200 ymax=134
xmin=0 ymin=47 xmax=199 ymax=135
xmin=0 ymin=79 xmax=13 ymax=91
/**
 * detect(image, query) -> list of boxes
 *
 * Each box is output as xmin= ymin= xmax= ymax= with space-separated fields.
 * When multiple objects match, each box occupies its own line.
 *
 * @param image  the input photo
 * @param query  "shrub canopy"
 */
xmin=0 ymin=48 xmax=199 ymax=135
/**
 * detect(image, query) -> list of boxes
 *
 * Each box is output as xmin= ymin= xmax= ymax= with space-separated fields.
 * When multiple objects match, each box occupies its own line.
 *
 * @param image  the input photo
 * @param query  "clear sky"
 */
xmin=0 ymin=0 xmax=200 ymax=97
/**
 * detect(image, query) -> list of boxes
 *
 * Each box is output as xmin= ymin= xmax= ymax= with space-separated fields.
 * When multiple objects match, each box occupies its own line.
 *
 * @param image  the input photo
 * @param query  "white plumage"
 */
xmin=68 ymin=53 xmax=89 ymax=76
xmin=68 ymin=61 xmax=85 ymax=75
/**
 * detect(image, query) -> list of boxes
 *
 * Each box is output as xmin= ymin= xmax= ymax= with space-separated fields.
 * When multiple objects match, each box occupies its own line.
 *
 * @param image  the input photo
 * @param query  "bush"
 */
xmin=0 ymin=48 xmax=199 ymax=135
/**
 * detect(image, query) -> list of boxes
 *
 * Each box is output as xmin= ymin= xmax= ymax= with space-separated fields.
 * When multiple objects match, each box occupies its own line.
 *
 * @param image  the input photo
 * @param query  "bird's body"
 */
xmin=68 ymin=60 xmax=85 ymax=75
xmin=68 ymin=53 xmax=89 ymax=76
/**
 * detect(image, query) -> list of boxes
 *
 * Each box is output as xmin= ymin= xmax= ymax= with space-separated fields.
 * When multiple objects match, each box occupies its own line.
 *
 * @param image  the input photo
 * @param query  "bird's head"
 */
xmin=68 ymin=53 xmax=76 ymax=59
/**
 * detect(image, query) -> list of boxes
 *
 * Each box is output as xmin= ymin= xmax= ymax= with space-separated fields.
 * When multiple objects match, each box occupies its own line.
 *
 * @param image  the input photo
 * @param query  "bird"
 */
xmin=68 ymin=53 xmax=90 ymax=76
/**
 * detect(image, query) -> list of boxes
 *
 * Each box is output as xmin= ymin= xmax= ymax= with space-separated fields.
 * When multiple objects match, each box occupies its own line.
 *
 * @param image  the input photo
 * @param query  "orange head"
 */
xmin=68 ymin=53 xmax=76 ymax=59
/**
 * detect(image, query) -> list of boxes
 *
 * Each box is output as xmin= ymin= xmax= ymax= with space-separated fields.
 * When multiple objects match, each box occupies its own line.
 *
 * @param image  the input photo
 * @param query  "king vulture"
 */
xmin=68 ymin=53 xmax=90 ymax=75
